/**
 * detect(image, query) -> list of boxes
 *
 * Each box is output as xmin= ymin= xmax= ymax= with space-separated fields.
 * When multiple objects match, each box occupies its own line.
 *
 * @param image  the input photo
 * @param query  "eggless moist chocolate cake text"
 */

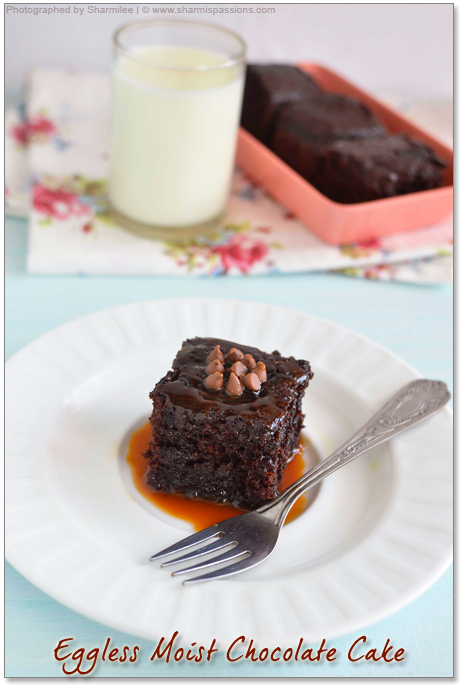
xmin=53 ymin=633 xmax=405 ymax=674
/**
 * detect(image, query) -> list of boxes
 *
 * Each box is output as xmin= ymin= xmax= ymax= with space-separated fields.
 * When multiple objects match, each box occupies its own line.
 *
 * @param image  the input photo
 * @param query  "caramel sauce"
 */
xmin=126 ymin=422 xmax=308 ymax=531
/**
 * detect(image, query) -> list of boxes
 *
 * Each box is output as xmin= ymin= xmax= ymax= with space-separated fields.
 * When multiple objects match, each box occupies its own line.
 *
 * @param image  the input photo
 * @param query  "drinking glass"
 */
xmin=109 ymin=20 xmax=246 ymax=239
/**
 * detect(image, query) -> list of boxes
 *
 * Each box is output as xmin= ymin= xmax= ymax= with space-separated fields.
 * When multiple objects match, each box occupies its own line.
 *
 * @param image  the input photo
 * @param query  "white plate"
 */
xmin=6 ymin=298 xmax=453 ymax=644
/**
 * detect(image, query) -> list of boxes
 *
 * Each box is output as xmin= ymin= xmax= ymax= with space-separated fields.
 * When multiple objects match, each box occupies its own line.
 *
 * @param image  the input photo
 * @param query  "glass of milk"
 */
xmin=109 ymin=21 xmax=246 ymax=239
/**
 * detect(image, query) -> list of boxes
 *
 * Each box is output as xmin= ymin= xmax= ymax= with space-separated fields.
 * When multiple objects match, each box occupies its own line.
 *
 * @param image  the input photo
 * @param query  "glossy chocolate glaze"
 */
xmin=153 ymin=337 xmax=313 ymax=423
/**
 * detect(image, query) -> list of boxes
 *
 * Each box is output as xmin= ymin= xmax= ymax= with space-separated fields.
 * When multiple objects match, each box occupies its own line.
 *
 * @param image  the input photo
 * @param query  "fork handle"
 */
xmin=257 ymin=379 xmax=450 ymax=527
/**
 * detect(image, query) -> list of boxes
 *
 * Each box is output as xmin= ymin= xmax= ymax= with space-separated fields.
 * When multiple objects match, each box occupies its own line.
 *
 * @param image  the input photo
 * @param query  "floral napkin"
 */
xmin=5 ymin=68 xmax=453 ymax=282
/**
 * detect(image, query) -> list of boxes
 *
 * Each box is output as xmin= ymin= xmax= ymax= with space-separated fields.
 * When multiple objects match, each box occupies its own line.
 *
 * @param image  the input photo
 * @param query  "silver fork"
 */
xmin=150 ymin=379 xmax=450 ymax=584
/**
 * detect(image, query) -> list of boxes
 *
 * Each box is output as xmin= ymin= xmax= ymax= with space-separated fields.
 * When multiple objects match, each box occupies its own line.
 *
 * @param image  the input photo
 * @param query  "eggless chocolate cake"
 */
xmin=144 ymin=337 xmax=313 ymax=509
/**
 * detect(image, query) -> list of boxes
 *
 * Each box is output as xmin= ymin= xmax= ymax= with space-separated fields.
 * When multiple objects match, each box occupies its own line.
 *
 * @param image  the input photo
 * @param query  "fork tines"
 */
xmin=149 ymin=522 xmax=254 ymax=584
xmin=149 ymin=524 xmax=223 ymax=561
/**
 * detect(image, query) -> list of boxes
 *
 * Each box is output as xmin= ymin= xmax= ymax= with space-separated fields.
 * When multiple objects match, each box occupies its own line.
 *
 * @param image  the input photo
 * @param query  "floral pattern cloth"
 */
xmin=5 ymin=68 xmax=453 ymax=282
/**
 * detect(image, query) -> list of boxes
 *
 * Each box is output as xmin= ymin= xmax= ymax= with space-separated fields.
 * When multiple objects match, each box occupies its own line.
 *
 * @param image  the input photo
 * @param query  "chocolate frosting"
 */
xmin=154 ymin=337 xmax=313 ymax=424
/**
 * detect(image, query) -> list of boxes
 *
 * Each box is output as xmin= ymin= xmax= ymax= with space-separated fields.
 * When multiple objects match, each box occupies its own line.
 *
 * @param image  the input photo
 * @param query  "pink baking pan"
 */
xmin=235 ymin=63 xmax=453 ymax=245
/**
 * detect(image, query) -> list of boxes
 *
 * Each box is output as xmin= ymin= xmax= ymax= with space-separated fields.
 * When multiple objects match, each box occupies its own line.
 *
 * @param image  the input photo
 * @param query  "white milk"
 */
xmin=109 ymin=46 xmax=244 ymax=228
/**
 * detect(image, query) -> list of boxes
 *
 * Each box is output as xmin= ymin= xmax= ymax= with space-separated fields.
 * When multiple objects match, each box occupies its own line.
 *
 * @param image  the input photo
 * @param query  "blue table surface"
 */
xmin=5 ymin=216 xmax=453 ymax=677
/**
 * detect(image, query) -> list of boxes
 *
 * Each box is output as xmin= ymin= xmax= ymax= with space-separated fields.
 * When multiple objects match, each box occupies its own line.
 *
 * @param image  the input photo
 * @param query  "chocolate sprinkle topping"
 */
xmin=207 ymin=345 xmax=225 ymax=363
xmin=243 ymin=372 xmax=261 ymax=392
xmin=243 ymin=354 xmax=257 ymax=370
xmin=205 ymin=371 xmax=224 ymax=390
xmin=253 ymin=361 xmax=268 ymax=382
xmin=230 ymin=361 xmax=248 ymax=377
xmin=226 ymin=371 xmax=244 ymax=396
xmin=228 ymin=347 xmax=245 ymax=363
xmin=206 ymin=359 xmax=225 ymax=375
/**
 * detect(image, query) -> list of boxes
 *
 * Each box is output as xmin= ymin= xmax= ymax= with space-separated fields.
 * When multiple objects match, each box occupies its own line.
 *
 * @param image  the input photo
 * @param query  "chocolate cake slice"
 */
xmin=144 ymin=337 xmax=313 ymax=509
xmin=269 ymin=93 xmax=386 ymax=183
xmin=241 ymin=64 xmax=322 ymax=143
xmin=314 ymin=134 xmax=447 ymax=203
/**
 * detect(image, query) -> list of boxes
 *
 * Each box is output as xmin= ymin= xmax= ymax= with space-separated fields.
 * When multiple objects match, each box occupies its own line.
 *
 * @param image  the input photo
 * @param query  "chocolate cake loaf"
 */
xmin=269 ymin=93 xmax=386 ymax=183
xmin=144 ymin=337 xmax=313 ymax=509
xmin=314 ymin=134 xmax=447 ymax=203
xmin=241 ymin=64 xmax=322 ymax=143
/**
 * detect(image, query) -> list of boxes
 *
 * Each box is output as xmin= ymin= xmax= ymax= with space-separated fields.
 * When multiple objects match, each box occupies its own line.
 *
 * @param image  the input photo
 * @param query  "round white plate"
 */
xmin=6 ymin=298 xmax=453 ymax=644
